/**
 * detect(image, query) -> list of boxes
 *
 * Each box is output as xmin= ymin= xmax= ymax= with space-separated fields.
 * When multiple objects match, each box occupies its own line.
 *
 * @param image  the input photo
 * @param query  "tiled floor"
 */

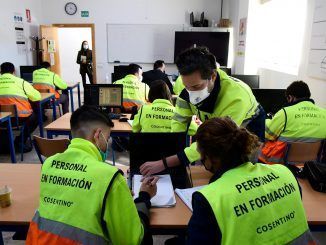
xmin=1 ymin=91 xmax=325 ymax=244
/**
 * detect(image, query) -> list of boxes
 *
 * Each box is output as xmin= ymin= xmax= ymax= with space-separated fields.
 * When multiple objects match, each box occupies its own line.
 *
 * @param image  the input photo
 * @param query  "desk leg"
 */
xmin=77 ymin=83 xmax=81 ymax=107
xmin=38 ymin=103 xmax=44 ymax=138
xmin=69 ymin=88 xmax=74 ymax=112
xmin=52 ymin=99 xmax=57 ymax=121
xmin=47 ymin=131 xmax=52 ymax=139
xmin=0 ymin=232 xmax=3 ymax=245
xmin=7 ymin=119 xmax=16 ymax=163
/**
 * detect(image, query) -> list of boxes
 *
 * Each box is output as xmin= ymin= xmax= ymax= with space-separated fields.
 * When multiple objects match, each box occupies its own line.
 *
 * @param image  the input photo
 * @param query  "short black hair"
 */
xmin=41 ymin=61 xmax=51 ymax=69
xmin=71 ymin=105 xmax=114 ymax=135
xmin=176 ymin=46 xmax=217 ymax=79
xmin=128 ymin=63 xmax=142 ymax=75
xmin=153 ymin=60 xmax=165 ymax=70
xmin=148 ymin=80 xmax=172 ymax=103
xmin=41 ymin=62 xmax=51 ymax=69
xmin=286 ymin=81 xmax=311 ymax=99
xmin=1 ymin=62 xmax=15 ymax=74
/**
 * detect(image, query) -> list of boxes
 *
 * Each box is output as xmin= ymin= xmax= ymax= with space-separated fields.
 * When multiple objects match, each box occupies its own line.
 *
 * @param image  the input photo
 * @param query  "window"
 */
xmin=246 ymin=0 xmax=307 ymax=75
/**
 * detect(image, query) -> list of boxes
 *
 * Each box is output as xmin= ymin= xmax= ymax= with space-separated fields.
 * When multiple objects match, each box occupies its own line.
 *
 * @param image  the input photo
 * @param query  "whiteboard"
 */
xmin=307 ymin=0 xmax=326 ymax=80
xmin=106 ymin=24 xmax=184 ymax=63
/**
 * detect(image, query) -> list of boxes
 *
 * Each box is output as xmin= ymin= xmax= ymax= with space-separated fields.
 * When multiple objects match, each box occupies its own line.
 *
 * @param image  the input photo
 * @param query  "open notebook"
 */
xmin=175 ymin=185 xmax=206 ymax=211
xmin=133 ymin=174 xmax=176 ymax=208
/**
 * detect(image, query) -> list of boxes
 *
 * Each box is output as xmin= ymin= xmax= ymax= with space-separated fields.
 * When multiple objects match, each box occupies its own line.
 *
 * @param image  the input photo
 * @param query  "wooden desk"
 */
xmin=0 ymin=113 xmax=15 ymax=163
xmin=45 ymin=113 xmax=132 ymax=138
xmin=38 ymin=93 xmax=56 ymax=138
xmin=0 ymin=164 xmax=325 ymax=242
xmin=67 ymin=82 xmax=81 ymax=112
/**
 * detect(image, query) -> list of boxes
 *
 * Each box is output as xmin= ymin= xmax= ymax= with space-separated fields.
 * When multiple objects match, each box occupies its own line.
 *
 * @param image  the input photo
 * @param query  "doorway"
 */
xmin=52 ymin=23 xmax=97 ymax=84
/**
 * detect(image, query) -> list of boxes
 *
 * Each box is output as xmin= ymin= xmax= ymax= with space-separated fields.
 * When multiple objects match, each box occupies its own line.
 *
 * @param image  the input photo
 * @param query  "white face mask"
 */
xmin=83 ymin=44 xmax=89 ymax=50
xmin=187 ymin=82 xmax=210 ymax=105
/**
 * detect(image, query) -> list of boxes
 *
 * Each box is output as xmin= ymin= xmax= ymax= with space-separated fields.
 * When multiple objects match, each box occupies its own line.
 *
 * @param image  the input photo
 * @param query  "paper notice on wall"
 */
xmin=14 ymin=13 xmax=27 ymax=54
xmin=50 ymin=53 xmax=55 ymax=66
xmin=237 ymin=18 xmax=247 ymax=57
xmin=47 ymin=40 xmax=56 ymax=53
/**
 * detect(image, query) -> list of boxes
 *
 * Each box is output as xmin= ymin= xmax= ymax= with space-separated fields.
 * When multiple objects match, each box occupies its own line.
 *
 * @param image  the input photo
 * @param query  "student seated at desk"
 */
xmin=33 ymin=61 xmax=69 ymax=114
xmin=132 ymin=80 xmax=197 ymax=134
xmin=259 ymin=81 xmax=326 ymax=165
xmin=0 ymin=62 xmax=41 ymax=152
xmin=114 ymin=63 xmax=149 ymax=112
xmin=186 ymin=117 xmax=314 ymax=244
xmin=142 ymin=60 xmax=173 ymax=94
xmin=140 ymin=47 xmax=265 ymax=176
xmin=26 ymin=105 xmax=158 ymax=245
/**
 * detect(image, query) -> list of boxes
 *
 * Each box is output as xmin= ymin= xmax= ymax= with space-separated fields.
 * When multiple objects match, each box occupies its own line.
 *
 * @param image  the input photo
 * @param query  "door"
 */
xmin=40 ymin=25 xmax=61 ymax=75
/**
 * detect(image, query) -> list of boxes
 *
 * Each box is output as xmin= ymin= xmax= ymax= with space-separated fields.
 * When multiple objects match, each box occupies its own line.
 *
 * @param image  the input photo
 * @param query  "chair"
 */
xmin=284 ymin=141 xmax=322 ymax=165
xmin=33 ymin=135 xmax=70 ymax=163
xmin=0 ymin=104 xmax=30 ymax=161
xmin=35 ymin=88 xmax=62 ymax=116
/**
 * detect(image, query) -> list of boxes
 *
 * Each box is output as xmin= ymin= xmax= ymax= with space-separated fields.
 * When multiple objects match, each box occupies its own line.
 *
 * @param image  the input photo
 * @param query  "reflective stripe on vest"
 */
xmin=33 ymin=83 xmax=59 ymax=99
xmin=0 ymin=97 xmax=32 ymax=117
xmin=28 ymin=210 xmax=108 ymax=245
xmin=199 ymin=162 xmax=309 ymax=245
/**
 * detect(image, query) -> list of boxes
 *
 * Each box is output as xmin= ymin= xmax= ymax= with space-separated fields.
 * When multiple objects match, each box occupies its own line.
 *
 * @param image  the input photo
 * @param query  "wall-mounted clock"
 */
xmin=65 ymin=2 xmax=77 ymax=15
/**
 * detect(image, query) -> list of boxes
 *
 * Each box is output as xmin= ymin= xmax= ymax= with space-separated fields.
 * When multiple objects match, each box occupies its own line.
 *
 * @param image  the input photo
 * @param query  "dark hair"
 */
xmin=41 ymin=61 xmax=51 ymax=69
xmin=148 ymin=80 xmax=172 ymax=103
xmin=153 ymin=60 xmax=165 ymax=70
xmin=196 ymin=117 xmax=259 ymax=169
xmin=176 ymin=46 xmax=217 ymax=79
xmin=0 ymin=62 xmax=15 ymax=74
xmin=128 ymin=63 xmax=142 ymax=75
xmin=71 ymin=105 xmax=114 ymax=134
xmin=80 ymin=40 xmax=88 ymax=51
xmin=286 ymin=81 xmax=311 ymax=99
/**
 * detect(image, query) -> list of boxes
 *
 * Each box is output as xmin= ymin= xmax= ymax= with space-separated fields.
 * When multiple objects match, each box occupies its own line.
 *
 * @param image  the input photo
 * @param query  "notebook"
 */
xmin=175 ymin=185 xmax=206 ymax=211
xmin=133 ymin=174 xmax=176 ymax=208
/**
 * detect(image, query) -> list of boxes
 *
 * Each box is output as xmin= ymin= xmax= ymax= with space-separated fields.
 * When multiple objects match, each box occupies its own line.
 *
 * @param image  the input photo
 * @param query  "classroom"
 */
xmin=0 ymin=0 xmax=325 ymax=244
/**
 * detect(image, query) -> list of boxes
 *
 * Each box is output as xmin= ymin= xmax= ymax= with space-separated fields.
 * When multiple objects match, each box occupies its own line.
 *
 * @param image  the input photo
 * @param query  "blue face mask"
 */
xmin=97 ymin=132 xmax=109 ymax=162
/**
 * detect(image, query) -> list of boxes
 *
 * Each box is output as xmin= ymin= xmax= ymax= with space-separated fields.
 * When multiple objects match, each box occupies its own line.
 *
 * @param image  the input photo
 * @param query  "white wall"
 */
xmin=229 ymin=0 xmax=326 ymax=107
xmin=58 ymin=27 xmax=92 ymax=85
xmin=40 ymin=0 xmax=221 ymax=82
xmin=0 ymin=0 xmax=43 ymax=75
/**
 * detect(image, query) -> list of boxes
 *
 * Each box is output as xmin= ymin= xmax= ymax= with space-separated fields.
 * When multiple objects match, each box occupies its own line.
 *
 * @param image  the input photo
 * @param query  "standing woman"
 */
xmin=76 ymin=40 xmax=93 ymax=85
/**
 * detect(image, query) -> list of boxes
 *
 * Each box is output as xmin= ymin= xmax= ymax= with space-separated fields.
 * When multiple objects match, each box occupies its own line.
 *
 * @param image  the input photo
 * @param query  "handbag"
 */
xmin=303 ymin=161 xmax=326 ymax=193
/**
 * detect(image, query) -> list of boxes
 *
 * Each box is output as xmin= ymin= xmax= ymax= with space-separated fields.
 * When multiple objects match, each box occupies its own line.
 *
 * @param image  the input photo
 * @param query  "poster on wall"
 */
xmin=13 ymin=12 xmax=27 ymax=55
xmin=26 ymin=9 xmax=31 ymax=23
xmin=307 ymin=0 xmax=326 ymax=80
xmin=236 ymin=18 xmax=247 ymax=57
xmin=47 ymin=40 xmax=56 ymax=53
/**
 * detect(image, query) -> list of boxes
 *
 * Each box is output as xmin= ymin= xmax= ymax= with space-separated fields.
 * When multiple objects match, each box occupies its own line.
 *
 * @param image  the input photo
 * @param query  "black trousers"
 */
xmin=57 ymin=93 xmax=69 ymax=114
xmin=81 ymin=70 xmax=93 ymax=86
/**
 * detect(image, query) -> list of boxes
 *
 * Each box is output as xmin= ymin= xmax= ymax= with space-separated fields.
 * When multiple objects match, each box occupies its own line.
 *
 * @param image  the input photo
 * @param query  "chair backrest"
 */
xmin=129 ymin=132 xmax=191 ymax=188
xmin=33 ymin=135 xmax=70 ymax=163
xmin=36 ymin=88 xmax=51 ymax=93
xmin=284 ymin=141 xmax=322 ymax=165
xmin=0 ymin=104 xmax=19 ymax=127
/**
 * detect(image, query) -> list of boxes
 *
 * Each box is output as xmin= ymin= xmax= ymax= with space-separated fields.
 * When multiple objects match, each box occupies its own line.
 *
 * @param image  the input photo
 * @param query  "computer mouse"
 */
xmin=119 ymin=118 xmax=128 ymax=122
